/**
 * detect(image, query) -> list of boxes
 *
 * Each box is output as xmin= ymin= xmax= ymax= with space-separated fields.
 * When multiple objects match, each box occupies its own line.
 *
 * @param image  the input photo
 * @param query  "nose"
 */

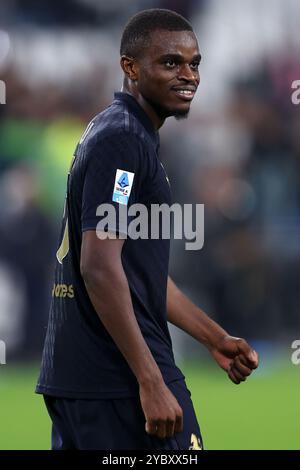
xmin=177 ymin=64 xmax=198 ymax=82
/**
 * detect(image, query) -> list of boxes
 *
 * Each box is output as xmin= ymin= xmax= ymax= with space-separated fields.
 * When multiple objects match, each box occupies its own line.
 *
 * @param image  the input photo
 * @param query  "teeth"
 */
xmin=176 ymin=90 xmax=193 ymax=95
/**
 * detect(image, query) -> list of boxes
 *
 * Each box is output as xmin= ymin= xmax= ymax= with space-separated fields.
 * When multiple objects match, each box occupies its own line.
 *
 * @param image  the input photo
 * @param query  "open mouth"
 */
xmin=171 ymin=88 xmax=196 ymax=101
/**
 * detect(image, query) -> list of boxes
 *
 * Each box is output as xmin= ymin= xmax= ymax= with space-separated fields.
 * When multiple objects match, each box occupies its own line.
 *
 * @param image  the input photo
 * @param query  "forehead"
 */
xmin=145 ymin=30 xmax=199 ymax=58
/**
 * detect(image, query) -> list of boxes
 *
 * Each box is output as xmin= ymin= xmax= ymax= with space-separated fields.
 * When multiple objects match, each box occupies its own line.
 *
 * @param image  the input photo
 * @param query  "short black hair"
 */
xmin=120 ymin=9 xmax=193 ymax=58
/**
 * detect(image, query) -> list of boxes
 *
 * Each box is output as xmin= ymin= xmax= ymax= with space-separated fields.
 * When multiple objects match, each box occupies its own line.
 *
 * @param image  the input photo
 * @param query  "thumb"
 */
xmin=249 ymin=349 xmax=259 ymax=368
xmin=238 ymin=339 xmax=258 ymax=368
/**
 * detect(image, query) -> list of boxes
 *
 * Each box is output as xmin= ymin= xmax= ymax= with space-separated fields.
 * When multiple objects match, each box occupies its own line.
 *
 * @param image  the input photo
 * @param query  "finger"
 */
xmin=228 ymin=368 xmax=241 ymax=384
xmin=166 ymin=417 xmax=175 ymax=438
xmin=237 ymin=340 xmax=258 ymax=368
xmin=233 ymin=356 xmax=252 ymax=377
xmin=230 ymin=365 xmax=246 ymax=382
xmin=174 ymin=408 xmax=183 ymax=434
xmin=156 ymin=420 xmax=167 ymax=440
xmin=238 ymin=354 xmax=253 ymax=367
xmin=145 ymin=419 xmax=158 ymax=436
xmin=240 ymin=351 xmax=258 ymax=370
xmin=251 ymin=350 xmax=259 ymax=368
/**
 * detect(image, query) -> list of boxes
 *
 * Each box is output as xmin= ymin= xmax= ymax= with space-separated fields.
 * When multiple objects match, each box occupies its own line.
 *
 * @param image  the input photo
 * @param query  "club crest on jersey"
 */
xmin=112 ymin=169 xmax=134 ymax=205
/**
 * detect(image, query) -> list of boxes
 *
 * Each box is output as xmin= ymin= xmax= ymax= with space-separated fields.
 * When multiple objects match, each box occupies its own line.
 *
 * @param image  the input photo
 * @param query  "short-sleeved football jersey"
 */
xmin=36 ymin=92 xmax=184 ymax=398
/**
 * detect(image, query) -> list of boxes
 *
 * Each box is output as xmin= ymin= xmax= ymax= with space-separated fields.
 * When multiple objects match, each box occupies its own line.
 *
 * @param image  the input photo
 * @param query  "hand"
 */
xmin=139 ymin=379 xmax=183 ymax=439
xmin=210 ymin=335 xmax=259 ymax=384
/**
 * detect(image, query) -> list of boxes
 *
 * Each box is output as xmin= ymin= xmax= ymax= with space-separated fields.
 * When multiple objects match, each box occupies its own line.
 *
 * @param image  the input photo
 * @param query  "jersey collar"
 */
xmin=114 ymin=92 xmax=160 ymax=152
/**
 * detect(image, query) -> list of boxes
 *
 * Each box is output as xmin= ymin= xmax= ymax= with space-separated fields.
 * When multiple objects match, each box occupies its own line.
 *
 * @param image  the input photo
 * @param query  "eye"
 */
xmin=164 ymin=59 xmax=176 ymax=68
xmin=190 ymin=61 xmax=200 ymax=70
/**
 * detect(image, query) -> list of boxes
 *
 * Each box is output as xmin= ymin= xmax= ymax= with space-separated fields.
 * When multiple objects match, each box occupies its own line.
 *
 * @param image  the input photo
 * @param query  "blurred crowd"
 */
xmin=0 ymin=0 xmax=299 ymax=360
xmin=167 ymin=58 xmax=300 ymax=342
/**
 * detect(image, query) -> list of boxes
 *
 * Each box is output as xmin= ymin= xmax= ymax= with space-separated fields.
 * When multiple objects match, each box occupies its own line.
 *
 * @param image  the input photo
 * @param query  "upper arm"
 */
xmin=80 ymin=230 xmax=125 ymax=282
xmin=81 ymin=132 xmax=145 ymax=234
xmin=80 ymin=133 xmax=144 ymax=280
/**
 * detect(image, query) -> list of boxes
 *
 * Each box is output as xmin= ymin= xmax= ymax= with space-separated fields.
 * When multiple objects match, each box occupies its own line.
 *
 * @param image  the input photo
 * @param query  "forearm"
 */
xmin=167 ymin=277 xmax=228 ymax=350
xmin=83 ymin=264 xmax=162 ymax=386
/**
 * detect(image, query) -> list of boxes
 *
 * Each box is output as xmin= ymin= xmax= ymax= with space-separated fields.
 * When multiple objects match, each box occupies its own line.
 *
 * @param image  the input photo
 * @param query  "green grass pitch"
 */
xmin=0 ymin=359 xmax=299 ymax=449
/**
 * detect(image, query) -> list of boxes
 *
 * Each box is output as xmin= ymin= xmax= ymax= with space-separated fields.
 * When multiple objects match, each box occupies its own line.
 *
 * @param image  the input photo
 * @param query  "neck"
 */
xmin=121 ymin=82 xmax=165 ymax=130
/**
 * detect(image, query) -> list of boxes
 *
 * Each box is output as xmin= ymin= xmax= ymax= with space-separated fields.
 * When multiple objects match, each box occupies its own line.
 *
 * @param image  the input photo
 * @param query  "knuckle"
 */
xmin=166 ymin=415 xmax=175 ymax=424
xmin=150 ymin=417 xmax=159 ymax=425
xmin=237 ymin=338 xmax=247 ymax=348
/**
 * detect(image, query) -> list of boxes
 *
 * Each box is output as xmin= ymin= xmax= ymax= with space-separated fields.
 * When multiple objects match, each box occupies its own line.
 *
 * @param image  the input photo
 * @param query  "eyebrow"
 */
xmin=159 ymin=53 xmax=202 ymax=62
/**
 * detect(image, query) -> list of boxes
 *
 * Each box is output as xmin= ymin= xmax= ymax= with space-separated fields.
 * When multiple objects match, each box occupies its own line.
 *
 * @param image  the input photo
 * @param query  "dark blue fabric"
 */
xmin=36 ymin=93 xmax=184 ymax=399
xmin=44 ymin=380 xmax=203 ymax=450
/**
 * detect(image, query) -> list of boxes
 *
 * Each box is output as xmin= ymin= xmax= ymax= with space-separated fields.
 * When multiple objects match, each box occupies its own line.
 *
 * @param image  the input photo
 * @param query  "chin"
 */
xmin=149 ymin=98 xmax=191 ymax=120
xmin=170 ymin=106 xmax=190 ymax=120
xmin=165 ymin=101 xmax=191 ymax=119
xmin=174 ymin=109 xmax=190 ymax=120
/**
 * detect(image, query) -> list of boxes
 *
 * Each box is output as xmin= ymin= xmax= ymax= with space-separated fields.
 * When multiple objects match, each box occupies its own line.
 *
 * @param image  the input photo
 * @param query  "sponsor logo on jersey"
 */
xmin=52 ymin=283 xmax=74 ymax=298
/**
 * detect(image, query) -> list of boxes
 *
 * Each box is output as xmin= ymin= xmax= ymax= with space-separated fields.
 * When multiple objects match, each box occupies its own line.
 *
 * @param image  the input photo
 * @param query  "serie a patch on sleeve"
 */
xmin=112 ymin=169 xmax=135 ymax=205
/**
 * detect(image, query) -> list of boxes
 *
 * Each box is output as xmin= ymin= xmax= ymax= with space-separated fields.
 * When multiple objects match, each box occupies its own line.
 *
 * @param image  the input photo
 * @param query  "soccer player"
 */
xmin=36 ymin=9 xmax=259 ymax=450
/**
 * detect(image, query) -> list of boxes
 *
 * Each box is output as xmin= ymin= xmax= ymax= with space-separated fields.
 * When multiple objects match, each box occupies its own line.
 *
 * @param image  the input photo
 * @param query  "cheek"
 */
xmin=138 ymin=75 xmax=162 ymax=97
xmin=139 ymin=66 xmax=174 ymax=90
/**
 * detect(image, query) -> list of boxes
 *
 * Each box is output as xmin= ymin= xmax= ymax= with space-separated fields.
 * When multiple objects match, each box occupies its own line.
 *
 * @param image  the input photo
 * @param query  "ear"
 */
xmin=120 ymin=55 xmax=139 ymax=81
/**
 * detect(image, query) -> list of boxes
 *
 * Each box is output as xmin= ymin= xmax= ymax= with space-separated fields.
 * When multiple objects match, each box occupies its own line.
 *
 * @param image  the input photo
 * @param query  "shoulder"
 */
xmin=83 ymin=101 xmax=147 ymax=149
xmin=77 ymin=127 xmax=145 ymax=178
xmin=75 ymin=102 xmax=152 ymax=176
xmin=80 ymin=120 xmax=146 ymax=163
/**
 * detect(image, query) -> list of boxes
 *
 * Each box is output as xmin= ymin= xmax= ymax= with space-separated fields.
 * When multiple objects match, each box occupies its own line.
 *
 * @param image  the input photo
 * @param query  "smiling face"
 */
xmin=121 ymin=29 xmax=201 ymax=123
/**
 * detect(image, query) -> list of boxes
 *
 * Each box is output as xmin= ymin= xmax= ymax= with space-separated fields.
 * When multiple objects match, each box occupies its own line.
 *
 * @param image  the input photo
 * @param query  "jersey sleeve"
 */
xmin=81 ymin=132 xmax=144 ymax=236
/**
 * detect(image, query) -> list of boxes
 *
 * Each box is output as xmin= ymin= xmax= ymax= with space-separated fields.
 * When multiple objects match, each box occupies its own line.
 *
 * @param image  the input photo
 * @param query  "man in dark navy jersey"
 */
xmin=36 ymin=9 xmax=259 ymax=450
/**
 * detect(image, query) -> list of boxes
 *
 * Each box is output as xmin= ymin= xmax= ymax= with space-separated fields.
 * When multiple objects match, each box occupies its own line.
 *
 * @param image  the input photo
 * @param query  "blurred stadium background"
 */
xmin=0 ymin=0 xmax=300 ymax=450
